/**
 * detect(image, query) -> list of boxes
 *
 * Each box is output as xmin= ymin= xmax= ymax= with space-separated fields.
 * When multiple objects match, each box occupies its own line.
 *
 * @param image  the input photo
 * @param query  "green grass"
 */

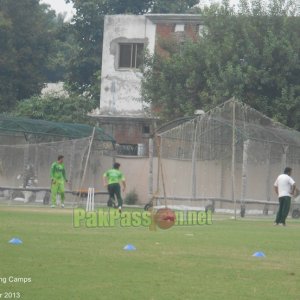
xmin=1 ymin=206 xmax=300 ymax=300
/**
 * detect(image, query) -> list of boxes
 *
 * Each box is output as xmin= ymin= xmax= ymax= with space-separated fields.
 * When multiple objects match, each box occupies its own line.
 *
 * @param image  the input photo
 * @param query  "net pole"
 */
xmin=160 ymin=161 xmax=167 ymax=207
xmin=281 ymin=145 xmax=288 ymax=171
xmin=156 ymin=134 xmax=167 ymax=206
xmin=191 ymin=119 xmax=199 ymax=200
xmin=240 ymin=139 xmax=249 ymax=217
xmin=77 ymin=127 xmax=96 ymax=205
xmin=148 ymin=137 xmax=154 ymax=203
xmin=68 ymin=140 xmax=76 ymax=191
xmin=231 ymin=100 xmax=237 ymax=219
xmin=156 ymin=136 xmax=161 ymax=206
xmin=264 ymin=143 xmax=272 ymax=215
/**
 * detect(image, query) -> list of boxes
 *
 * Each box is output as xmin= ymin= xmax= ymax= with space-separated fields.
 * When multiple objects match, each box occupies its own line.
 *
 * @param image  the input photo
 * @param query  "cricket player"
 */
xmin=50 ymin=155 xmax=68 ymax=208
xmin=274 ymin=167 xmax=296 ymax=226
xmin=103 ymin=162 xmax=126 ymax=213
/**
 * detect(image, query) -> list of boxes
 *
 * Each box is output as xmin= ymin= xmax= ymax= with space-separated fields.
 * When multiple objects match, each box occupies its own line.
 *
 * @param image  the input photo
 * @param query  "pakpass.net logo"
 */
xmin=73 ymin=208 xmax=212 ymax=229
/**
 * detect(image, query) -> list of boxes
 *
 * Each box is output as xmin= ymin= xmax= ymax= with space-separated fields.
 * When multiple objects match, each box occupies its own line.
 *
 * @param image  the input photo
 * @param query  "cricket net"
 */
xmin=154 ymin=99 xmax=300 ymax=217
xmin=0 ymin=116 xmax=115 ymax=206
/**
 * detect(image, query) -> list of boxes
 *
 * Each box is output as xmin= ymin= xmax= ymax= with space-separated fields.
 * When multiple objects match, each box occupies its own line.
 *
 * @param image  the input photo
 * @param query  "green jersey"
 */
xmin=50 ymin=162 xmax=67 ymax=182
xmin=103 ymin=168 xmax=125 ymax=185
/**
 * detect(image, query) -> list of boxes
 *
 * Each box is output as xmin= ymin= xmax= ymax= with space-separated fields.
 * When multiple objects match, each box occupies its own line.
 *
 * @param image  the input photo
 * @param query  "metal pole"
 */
xmin=156 ymin=136 xmax=161 ymax=197
xmin=231 ymin=100 xmax=236 ymax=219
xmin=68 ymin=140 xmax=76 ymax=191
xmin=191 ymin=119 xmax=198 ymax=200
xmin=77 ymin=127 xmax=96 ymax=205
xmin=154 ymin=135 xmax=163 ymax=207
xmin=262 ymin=143 xmax=272 ymax=215
xmin=148 ymin=137 xmax=154 ymax=202
xmin=240 ymin=139 xmax=249 ymax=217
xmin=281 ymin=145 xmax=288 ymax=171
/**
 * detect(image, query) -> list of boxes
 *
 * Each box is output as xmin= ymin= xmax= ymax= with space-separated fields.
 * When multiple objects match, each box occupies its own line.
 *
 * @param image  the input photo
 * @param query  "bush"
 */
xmin=124 ymin=190 xmax=138 ymax=205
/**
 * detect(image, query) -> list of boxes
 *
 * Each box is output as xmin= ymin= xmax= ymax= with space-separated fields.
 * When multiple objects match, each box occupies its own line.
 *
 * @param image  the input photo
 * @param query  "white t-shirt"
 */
xmin=274 ymin=174 xmax=295 ymax=197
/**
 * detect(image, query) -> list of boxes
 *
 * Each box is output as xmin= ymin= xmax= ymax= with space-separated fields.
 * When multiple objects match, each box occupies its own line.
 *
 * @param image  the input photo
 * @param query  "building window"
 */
xmin=142 ymin=125 xmax=150 ymax=134
xmin=119 ymin=43 xmax=144 ymax=69
xmin=175 ymin=24 xmax=185 ymax=32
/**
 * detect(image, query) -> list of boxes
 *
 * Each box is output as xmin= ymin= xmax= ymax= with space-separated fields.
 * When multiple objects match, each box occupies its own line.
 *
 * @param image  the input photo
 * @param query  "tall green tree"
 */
xmin=0 ymin=9 xmax=17 ymax=111
xmin=65 ymin=0 xmax=200 ymax=99
xmin=151 ymin=0 xmax=199 ymax=13
xmin=0 ymin=0 xmax=58 ymax=111
xmin=142 ymin=0 xmax=300 ymax=129
xmin=42 ymin=13 xmax=77 ymax=83
xmin=12 ymin=93 xmax=97 ymax=124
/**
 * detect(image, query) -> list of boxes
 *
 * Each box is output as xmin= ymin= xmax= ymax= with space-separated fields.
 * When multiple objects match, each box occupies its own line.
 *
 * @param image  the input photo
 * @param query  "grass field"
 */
xmin=1 ymin=206 xmax=300 ymax=300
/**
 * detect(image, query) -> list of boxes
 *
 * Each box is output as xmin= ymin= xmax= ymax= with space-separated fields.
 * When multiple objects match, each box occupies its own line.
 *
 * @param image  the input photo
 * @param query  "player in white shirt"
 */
xmin=274 ymin=167 xmax=296 ymax=226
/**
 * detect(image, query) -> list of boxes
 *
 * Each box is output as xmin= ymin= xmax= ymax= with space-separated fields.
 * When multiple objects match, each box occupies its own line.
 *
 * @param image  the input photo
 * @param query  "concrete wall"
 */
xmin=100 ymin=15 xmax=156 ymax=116
xmin=115 ymin=156 xmax=150 ymax=204
xmin=2 ymin=147 xmax=299 ymax=209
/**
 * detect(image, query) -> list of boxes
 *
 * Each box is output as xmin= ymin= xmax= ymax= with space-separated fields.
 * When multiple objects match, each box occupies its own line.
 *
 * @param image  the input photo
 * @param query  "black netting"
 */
xmin=0 ymin=115 xmax=115 ymax=143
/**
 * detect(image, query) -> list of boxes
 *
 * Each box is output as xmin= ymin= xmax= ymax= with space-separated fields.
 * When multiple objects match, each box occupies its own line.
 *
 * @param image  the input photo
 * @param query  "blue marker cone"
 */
xmin=9 ymin=238 xmax=23 ymax=245
xmin=252 ymin=251 xmax=265 ymax=257
xmin=123 ymin=244 xmax=136 ymax=251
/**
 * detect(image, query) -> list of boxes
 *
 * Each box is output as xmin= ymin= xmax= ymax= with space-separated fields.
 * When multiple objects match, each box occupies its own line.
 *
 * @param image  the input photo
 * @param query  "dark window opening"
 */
xmin=119 ymin=43 xmax=144 ymax=69
xmin=142 ymin=125 xmax=150 ymax=134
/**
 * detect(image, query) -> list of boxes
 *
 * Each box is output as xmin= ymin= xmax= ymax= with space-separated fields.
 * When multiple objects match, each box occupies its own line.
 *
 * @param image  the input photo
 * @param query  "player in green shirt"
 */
xmin=103 ymin=162 xmax=126 ymax=213
xmin=50 ymin=155 xmax=68 ymax=208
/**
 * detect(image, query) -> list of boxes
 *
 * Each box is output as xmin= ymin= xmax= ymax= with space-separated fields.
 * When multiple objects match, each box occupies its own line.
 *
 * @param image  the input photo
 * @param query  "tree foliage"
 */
xmin=42 ymin=14 xmax=77 ymax=83
xmin=142 ymin=0 xmax=300 ymax=129
xmin=0 ymin=0 xmax=58 ymax=111
xmin=151 ymin=0 xmax=199 ymax=13
xmin=12 ymin=93 xmax=97 ymax=124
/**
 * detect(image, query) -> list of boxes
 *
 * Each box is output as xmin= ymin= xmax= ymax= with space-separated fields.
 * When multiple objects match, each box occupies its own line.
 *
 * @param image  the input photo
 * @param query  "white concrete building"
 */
xmin=92 ymin=14 xmax=202 ymax=156
xmin=99 ymin=15 xmax=155 ymax=117
xmin=98 ymin=14 xmax=202 ymax=117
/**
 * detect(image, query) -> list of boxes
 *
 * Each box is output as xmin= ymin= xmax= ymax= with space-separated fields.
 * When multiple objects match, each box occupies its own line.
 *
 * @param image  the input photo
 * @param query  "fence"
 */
xmin=154 ymin=99 xmax=300 ymax=217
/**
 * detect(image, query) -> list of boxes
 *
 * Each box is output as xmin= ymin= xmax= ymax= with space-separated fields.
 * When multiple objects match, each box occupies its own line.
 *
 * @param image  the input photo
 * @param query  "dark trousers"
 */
xmin=275 ymin=196 xmax=291 ymax=224
xmin=108 ymin=183 xmax=123 ymax=207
